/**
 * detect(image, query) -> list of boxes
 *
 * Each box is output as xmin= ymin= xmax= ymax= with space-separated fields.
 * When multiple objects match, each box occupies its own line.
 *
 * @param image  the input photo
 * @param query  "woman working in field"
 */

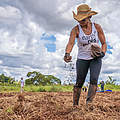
xmin=64 ymin=4 xmax=107 ymax=105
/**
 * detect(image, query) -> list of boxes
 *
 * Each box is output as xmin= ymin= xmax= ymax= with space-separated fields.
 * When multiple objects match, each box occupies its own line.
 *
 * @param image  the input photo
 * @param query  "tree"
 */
xmin=0 ymin=74 xmax=14 ymax=84
xmin=25 ymin=71 xmax=61 ymax=85
xmin=105 ymin=76 xmax=116 ymax=85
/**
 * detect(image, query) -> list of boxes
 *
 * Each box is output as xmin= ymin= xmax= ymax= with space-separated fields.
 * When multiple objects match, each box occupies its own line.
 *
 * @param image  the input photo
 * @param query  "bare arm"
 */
xmin=65 ymin=26 xmax=78 ymax=53
xmin=95 ymin=24 xmax=107 ymax=54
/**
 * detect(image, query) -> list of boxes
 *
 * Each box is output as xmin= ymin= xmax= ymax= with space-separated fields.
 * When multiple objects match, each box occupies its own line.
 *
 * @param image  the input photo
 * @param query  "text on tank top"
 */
xmin=77 ymin=23 xmax=99 ymax=60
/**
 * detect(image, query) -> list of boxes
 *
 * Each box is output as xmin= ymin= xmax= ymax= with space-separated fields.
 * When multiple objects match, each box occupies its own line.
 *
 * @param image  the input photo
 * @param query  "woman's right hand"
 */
xmin=64 ymin=53 xmax=72 ymax=63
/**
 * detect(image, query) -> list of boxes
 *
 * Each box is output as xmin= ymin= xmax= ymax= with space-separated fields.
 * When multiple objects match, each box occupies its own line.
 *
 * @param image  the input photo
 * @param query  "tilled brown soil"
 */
xmin=0 ymin=91 xmax=120 ymax=120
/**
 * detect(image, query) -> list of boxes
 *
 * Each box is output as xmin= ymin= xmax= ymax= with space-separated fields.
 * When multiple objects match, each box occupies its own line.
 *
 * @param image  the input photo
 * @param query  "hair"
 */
xmin=89 ymin=16 xmax=92 ymax=19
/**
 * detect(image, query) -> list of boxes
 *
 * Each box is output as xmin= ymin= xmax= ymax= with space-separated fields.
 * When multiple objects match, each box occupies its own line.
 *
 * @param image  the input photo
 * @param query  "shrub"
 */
xmin=48 ymin=86 xmax=62 ymax=92
xmin=37 ymin=87 xmax=46 ymax=92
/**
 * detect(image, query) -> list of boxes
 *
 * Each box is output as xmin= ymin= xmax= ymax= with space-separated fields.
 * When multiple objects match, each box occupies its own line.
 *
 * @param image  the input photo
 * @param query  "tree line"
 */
xmin=0 ymin=74 xmax=15 ymax=84
xmin=0 ymin=72 xmax=117 ymax=86
xmin=0 ymin=71 xmax=61 ymax=86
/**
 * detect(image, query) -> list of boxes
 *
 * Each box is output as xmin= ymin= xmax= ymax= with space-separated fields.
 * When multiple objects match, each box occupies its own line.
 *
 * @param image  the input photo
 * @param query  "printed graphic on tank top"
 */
xmin=77 ymin=23 xmax=100 ymax=60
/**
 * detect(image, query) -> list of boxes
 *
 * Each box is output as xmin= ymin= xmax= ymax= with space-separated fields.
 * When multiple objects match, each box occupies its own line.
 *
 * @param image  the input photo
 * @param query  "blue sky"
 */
xmin=41 ymin=34 xmax=56 ymax=52
xmin=0 ymin=0 xmax=120 ymax=84
xmin=107 ymin=44 xmax=113 ymax=54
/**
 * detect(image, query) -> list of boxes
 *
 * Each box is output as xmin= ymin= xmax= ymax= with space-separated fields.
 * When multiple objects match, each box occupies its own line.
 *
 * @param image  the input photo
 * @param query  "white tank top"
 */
xmin=77 ymin=23 xmax=99 ymax=60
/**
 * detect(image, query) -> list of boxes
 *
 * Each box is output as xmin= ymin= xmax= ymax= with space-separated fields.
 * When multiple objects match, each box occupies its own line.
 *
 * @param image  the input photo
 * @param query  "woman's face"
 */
xmin=79 ymin=17 xmax=90 ymax=26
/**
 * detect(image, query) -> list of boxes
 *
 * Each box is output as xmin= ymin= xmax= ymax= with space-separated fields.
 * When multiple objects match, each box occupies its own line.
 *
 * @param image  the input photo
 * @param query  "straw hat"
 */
xmin=73 ymin=4 xmax=98 ymax=21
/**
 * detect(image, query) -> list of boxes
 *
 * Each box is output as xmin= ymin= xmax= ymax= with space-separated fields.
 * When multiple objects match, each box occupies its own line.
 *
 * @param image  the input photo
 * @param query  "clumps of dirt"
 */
xmin=0 ymin=91 xmax=120 ymax=120
xmin=13 ymin=93 xmax=34 ymax=118
xmin=0 ymin=92 xmax=16 ymax=98
xmin=13 ymin=102 xmax=24 ymax=115
xmin=13 ymin=94 xmax=25 ymax=115
xmin=17 ymin=94 xmax=25 ymax=102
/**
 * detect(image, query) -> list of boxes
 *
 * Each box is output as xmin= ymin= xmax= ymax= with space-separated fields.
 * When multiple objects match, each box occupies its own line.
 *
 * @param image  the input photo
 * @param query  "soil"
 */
xmin=0 ymin=91 xmax=120 ymax=120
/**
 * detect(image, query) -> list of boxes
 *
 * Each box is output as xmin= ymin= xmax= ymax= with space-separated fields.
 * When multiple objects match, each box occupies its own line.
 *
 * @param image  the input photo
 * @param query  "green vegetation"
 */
xmin=25 ymin=71 xmax=61 ymax=85
xmin=0 ymin=84 xmax=120 ymax=92
xmin=0 ymin=74 xmax=15 ymax=84
xmin=105 ymin=76 xmax=117 ymax=85
xmin=0 ymin=84 xmax=73 ymax=92
xmin=0 ymin=71 xmax=63 ymax=92
xmin=0 ymin=73 xmax=120 ymax=92
xmin=104 ymin=84 xmax=120 ymax=91
xmin=6 ymin=107 xmax=13 ymax=114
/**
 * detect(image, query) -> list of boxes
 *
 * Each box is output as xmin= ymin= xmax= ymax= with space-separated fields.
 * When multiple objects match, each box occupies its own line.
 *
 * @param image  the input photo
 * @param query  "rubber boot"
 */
xmin=86 ymin=84 xmax=97 ymax=105
xmin=73 ymin=86 xmax=81 ymax=106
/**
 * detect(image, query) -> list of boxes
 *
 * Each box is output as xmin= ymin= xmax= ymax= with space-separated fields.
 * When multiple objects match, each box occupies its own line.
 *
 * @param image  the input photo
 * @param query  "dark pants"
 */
xmin=75 ymin=58 xmax=102 ymax=88
xmin=101 ymin=85 xmax=104 ymax=91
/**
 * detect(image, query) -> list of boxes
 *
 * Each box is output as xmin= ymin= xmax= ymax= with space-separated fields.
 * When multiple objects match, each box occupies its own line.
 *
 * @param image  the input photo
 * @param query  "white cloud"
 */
xmin=0 ymin=6 xmax=21 ymax=19
xmin=19 ymin=0 xmax=86 ymax=33
xmin=0 ymin=60 xmax=3 ymax=64
xmin=0 ymin=0 xmax=120 ymax=85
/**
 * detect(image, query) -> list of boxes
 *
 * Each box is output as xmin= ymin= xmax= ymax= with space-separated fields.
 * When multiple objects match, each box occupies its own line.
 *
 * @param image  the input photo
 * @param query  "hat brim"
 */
xmin=73 ymin=11 xmax=98 ymax=22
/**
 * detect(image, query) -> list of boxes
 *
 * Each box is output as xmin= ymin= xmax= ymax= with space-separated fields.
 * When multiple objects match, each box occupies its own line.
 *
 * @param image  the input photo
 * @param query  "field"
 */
xmin=0 ymin=91 xmax=120 ymax=120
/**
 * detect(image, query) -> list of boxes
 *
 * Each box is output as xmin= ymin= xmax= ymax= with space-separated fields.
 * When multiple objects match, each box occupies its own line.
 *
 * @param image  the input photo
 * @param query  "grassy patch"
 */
xmin=6 ymin=107 xmax=13 ymax=114
xmin=48 ymin=85 xmax=63 ymax=92
xmin=0 ymin=84 xmax=120 ymax=92
xmin=0 ymin=85 xmax=20 ymax=92
xmin=37 ymin=87 xmax=46 ymax=92
xmin=105 ymin=84 xmax=120 ymax=91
